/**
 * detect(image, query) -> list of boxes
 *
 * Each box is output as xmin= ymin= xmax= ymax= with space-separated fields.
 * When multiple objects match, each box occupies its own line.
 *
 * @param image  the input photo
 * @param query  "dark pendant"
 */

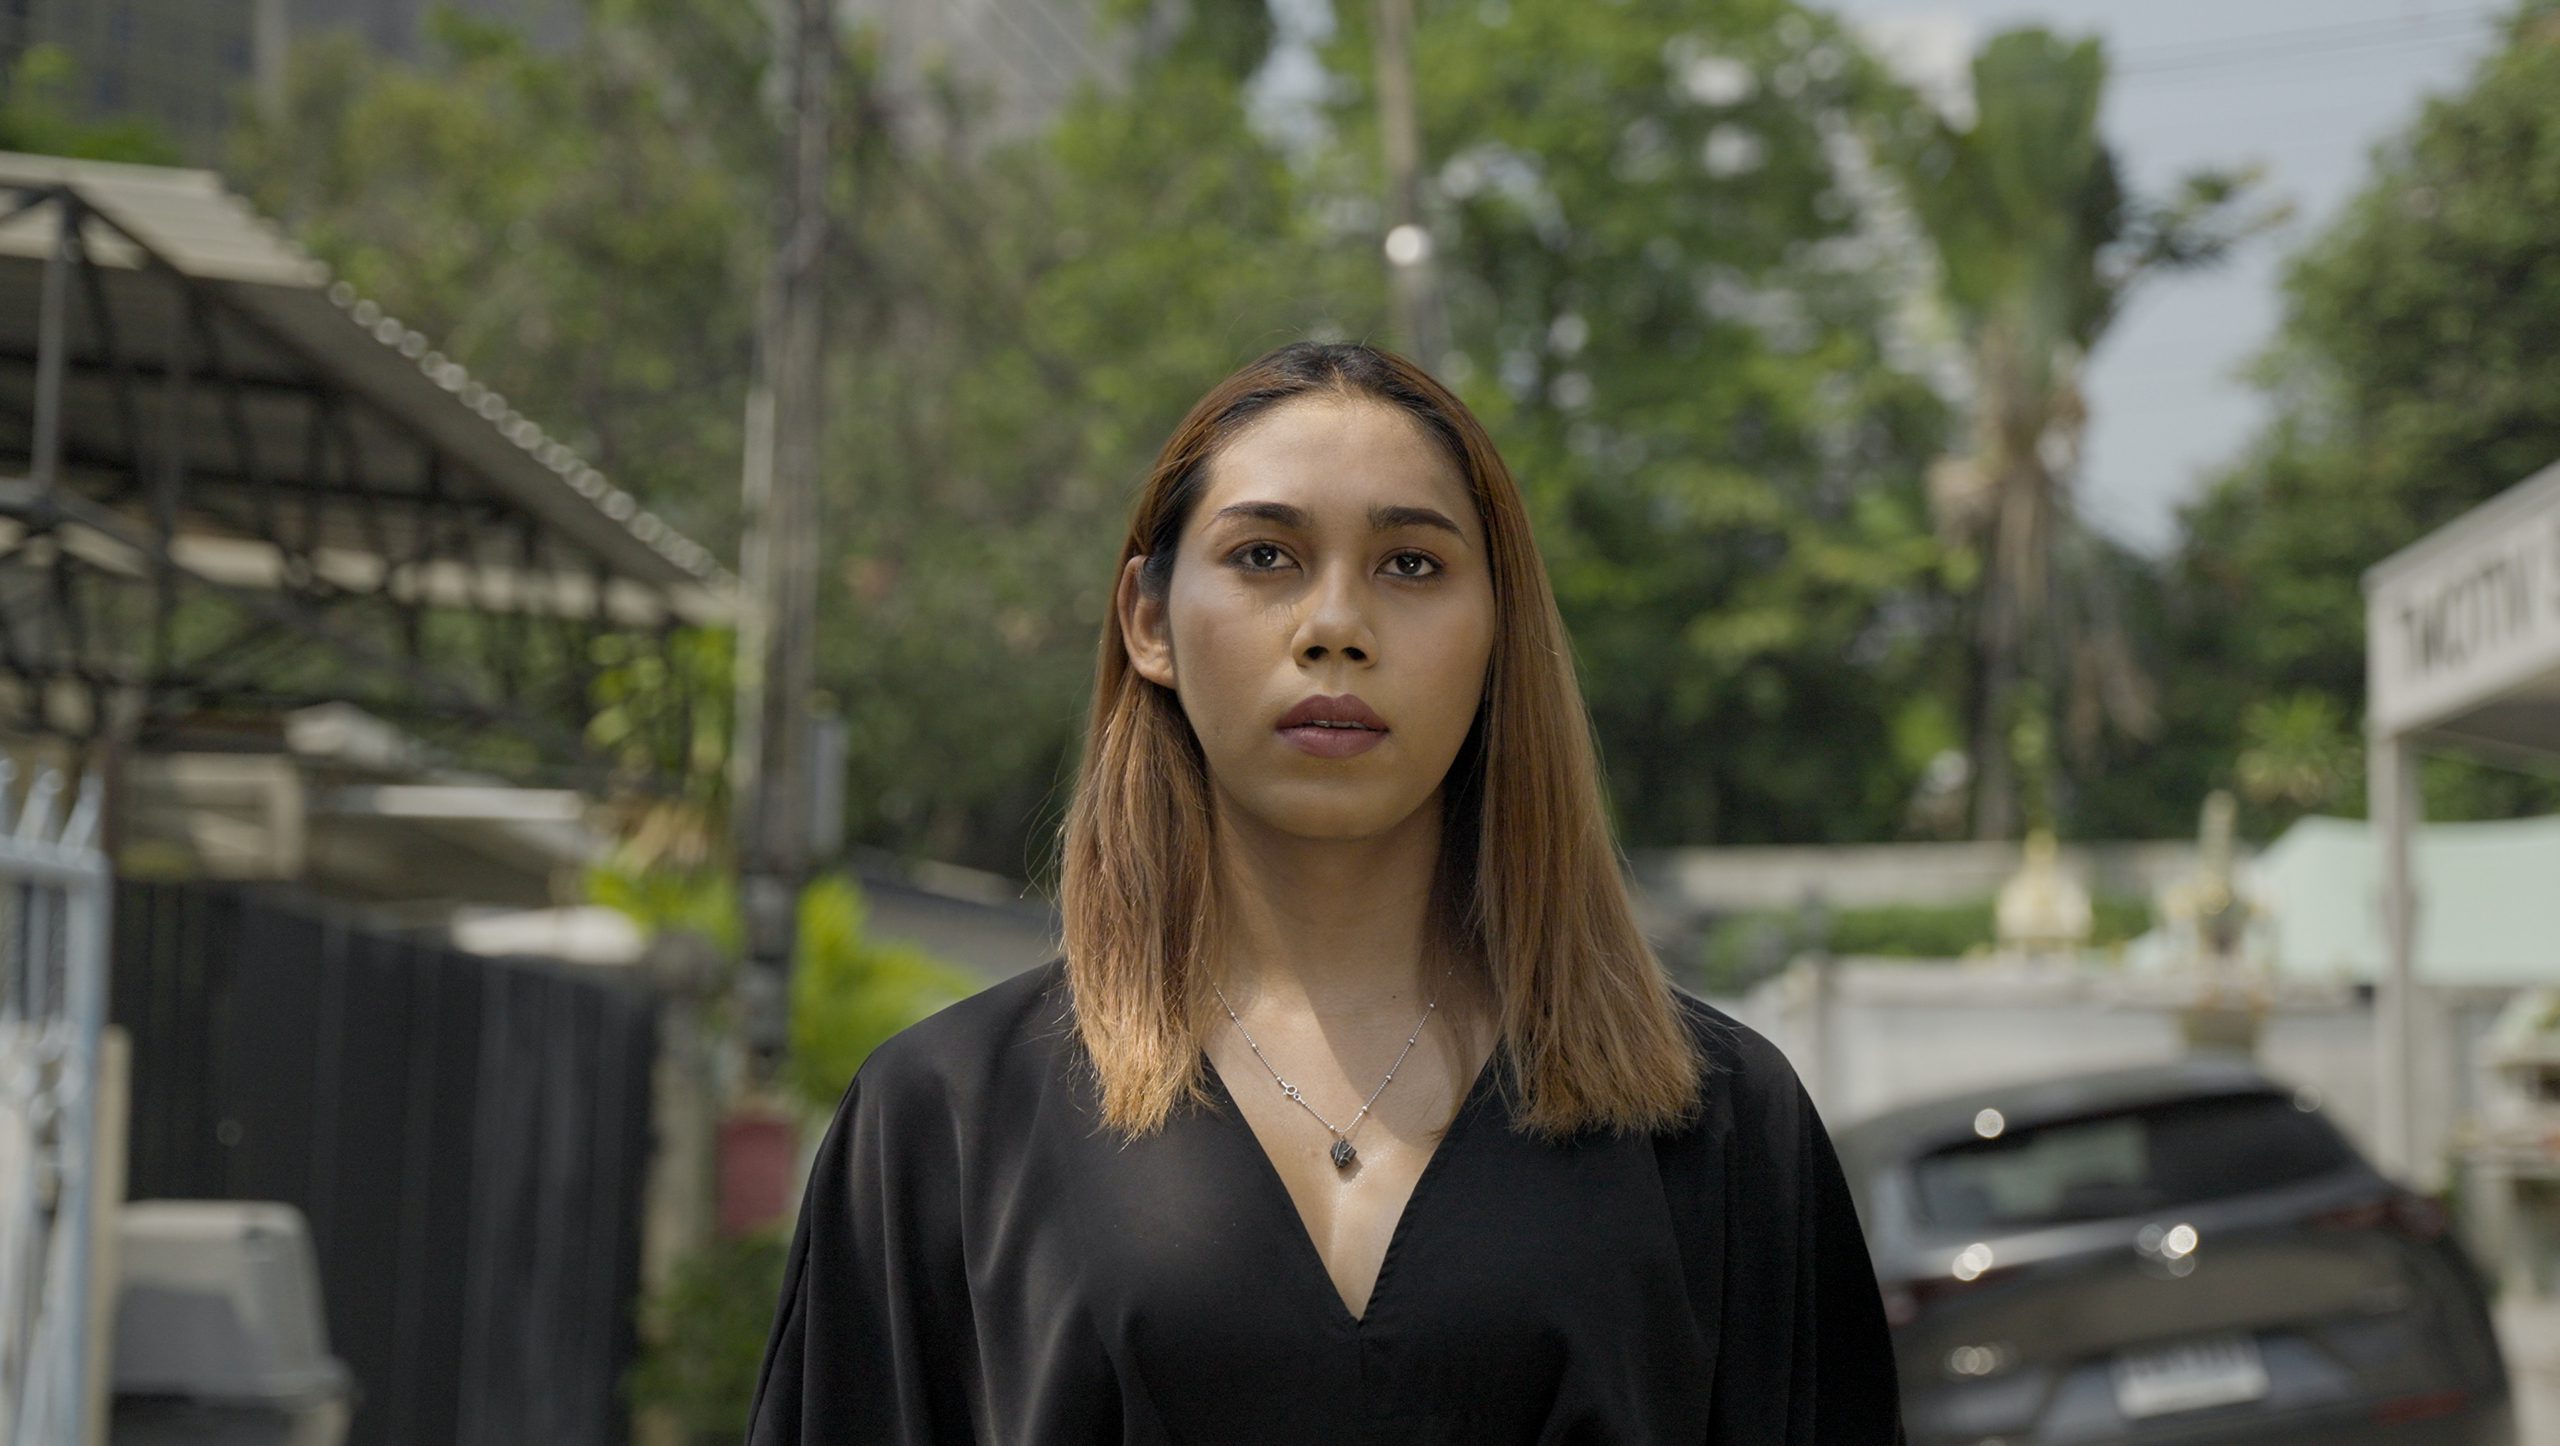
xmin=1331 ymin=1138 xmax=1357 ymax=1170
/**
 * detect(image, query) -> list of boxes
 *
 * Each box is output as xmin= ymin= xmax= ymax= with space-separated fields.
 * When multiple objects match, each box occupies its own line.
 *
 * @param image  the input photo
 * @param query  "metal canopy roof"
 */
xmin=0 ymin=152 xmax=735 ymax=778
xmin=0 ymin=151 xmax=732 ymax=620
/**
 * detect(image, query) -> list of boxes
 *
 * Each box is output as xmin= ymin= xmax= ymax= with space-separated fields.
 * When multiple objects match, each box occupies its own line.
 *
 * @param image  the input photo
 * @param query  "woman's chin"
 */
xmin=1221 ymin=787 xmax=1439 ymax=847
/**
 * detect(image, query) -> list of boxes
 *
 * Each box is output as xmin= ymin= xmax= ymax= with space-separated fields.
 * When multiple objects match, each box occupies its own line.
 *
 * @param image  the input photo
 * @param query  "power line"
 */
xmin=1006 ymin=0 xmax=1116 ymax=83
xmin=2114 ymin=6 xmax=2500 ymax=79
xmin=1871 ymin=7 xmax=2505 ymax=105
xmin=961 ymin=0 xmax=1082 ymax=94
xmin=2119 ymin=27 xmax=2495 ymax=93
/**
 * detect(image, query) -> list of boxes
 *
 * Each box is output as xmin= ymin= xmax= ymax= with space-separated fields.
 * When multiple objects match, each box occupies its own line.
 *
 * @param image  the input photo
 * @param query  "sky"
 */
xmin=1840 ymin=0 xmax=2506 ymax=553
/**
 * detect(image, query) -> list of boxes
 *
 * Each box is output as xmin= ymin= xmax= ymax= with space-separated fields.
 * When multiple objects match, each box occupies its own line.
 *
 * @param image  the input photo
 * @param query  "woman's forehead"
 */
xmin=1197 ymin=396 xmax=1476 ymax=531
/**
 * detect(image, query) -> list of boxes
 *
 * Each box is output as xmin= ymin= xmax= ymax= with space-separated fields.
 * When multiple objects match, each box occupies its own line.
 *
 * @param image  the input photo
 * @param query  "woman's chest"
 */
xmin=988 ymin=1099 xmax=1726 ymax=1441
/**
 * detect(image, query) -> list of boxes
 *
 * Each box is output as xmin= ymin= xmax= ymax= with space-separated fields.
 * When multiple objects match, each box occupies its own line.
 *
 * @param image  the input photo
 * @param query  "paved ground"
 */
xmin=2498 ymin=1298 xmax=2560 ymax=1444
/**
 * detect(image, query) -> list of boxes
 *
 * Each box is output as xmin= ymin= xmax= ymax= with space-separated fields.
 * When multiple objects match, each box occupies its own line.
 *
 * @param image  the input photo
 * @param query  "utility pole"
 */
xmin=251 ymin=0 xmax=289 ymax=127
xmin=731 ymin=0 xmax=834 ymax=1087
xmin=1372 ymin=0 xmax=1448 ymax=367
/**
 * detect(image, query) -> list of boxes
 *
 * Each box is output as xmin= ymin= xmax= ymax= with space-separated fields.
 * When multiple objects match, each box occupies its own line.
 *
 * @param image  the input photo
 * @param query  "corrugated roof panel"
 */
xmin=0 ymin=149 xmax=733 ymax=623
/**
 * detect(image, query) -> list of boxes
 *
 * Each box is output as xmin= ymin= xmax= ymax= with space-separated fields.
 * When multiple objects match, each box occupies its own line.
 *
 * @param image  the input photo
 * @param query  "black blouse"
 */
xmin=745 ymin=959 xmax=1904 ymax=1444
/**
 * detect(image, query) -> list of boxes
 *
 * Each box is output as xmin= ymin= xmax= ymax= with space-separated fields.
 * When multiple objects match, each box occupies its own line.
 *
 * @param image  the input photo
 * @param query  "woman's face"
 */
xmin=1121 ymin=395 xmax=1497 ymax=843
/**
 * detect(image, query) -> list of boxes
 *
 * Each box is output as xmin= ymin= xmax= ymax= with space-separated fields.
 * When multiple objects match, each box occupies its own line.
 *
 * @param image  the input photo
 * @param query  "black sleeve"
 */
xmin=1803 ymin=1083 xmax=1908 ymax=1445
xmin=744 ymin=1063 xmax=982 ymax=1445
xmin=1705 ymin=1049 xmax=1906 ymax=1444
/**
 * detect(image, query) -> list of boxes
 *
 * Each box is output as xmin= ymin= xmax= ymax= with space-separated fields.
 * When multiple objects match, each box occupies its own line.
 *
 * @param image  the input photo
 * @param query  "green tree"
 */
xmin=1887 ymin=28 xmax=2273 ymax=839
xmin=229 ymin=12 xmax=759 ymax=557
xmin=607 ymin=868 xmax=969 ymax=1445
xmin=815 ymin=0 xmax=1380 ymax=872
xmin=1316 ymin=0 xmax=1957 ymax=845
xmin=623 ymin=1229 xmax=787 ymax=1444
xmin=222 ymin=0 xmax=1975 ymax=867
xmin=2166 ymin=2 xmax=2560 ymax=831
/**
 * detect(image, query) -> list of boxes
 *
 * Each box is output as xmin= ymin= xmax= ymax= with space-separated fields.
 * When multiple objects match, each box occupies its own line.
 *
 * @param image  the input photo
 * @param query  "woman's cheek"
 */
xmin=1173 ymin=610 xmax=1263 ymax=753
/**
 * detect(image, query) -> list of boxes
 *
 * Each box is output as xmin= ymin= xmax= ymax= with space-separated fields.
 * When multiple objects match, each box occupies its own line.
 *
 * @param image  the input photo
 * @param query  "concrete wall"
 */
xmin=1716 ymin=958 xmax=2503 ymax=1198
xmin=1632 ymin=838 xmax=2214 ymax=920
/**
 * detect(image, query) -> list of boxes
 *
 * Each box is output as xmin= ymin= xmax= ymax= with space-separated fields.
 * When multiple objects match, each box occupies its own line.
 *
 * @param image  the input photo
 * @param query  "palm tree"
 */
xmin=1890 ymin=29 xmax=2277 ymax=839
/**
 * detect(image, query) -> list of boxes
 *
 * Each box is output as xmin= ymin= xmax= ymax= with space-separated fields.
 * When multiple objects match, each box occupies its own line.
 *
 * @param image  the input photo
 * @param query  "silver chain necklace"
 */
xmin=1212 ymin=962 xmax=1456 ymax=1172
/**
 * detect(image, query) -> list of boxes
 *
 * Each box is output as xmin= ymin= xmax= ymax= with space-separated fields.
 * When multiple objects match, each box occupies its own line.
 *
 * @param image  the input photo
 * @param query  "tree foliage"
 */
xmin=1885 ymin=27 xmax=2274 ymax=839
xmin=814 ymin=0 xmax=1379 ymax=871
xmin=222 ymin=0 xmax=1975 ymax=866
xmin=2164 ymin=3 xmax=2560 ymax=833
xmin=1332 ymin=0 xmax=1957 ymax=844
xmin=230 ymin=12 xmax=759 ymax=556
xmin=24 ymin=0 xmax=2549 ymax=871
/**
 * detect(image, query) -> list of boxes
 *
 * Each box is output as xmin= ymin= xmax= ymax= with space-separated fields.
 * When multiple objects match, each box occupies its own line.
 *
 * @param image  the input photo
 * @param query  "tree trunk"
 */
xmin=1971 ymin=640 xmax=2020 ymax=841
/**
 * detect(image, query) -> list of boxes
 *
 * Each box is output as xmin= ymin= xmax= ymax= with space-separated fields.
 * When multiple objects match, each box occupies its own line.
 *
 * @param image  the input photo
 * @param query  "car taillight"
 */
xmin=2373 ymin=1388 xmax=2469 ymax=1425
xmin=2310 ymin=1191 xmax=2447 ymax=1240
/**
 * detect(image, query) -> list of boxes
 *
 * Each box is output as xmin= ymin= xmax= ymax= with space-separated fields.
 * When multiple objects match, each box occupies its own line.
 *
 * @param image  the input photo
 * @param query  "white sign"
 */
xmin=2367 ymin=465 xmax=2560 ymax=740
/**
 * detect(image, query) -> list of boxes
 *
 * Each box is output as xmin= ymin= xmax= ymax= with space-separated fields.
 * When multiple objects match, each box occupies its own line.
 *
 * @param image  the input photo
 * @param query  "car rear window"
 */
xmin=1909 ymin=1091 xmax=2359 ymax=1232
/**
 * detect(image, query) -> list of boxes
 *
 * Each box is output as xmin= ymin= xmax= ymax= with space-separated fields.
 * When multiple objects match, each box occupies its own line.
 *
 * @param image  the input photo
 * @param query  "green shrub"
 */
xmin=623 ymin=1230 xmax=790 ymax=1444
xmin=1686 ymin=913 xmax=1807 ymax=995
xmin=1826 ymin=901 xmax=1999 ymax=958
xmin=599 ymin=867 xmax=973 ymax=1436
xmin=1684 ymin=894 xmax=2157 ymax=986
xmin=783 ymin=874 xmax=977 ymax=1116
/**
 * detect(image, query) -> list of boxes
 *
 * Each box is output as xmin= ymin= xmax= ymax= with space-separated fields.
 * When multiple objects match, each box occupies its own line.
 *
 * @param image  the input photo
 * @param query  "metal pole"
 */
xmin=1802 ymin=888 xmax=1836 ymax=1113
xmin=1372 ymin=0 xmax=1448 ymax=368
xmin=52 ymin=777 xmax=106 ymax=1446
xmin=251 ymin=0 xmax=290 ymax=127
xmin=731 ymin=0 xmax=834 ymax=1083
xmin=31 ymin=194 xmax=74 ymax=492
xmin=2370 ymin=731 xmax=2421 ymax=1181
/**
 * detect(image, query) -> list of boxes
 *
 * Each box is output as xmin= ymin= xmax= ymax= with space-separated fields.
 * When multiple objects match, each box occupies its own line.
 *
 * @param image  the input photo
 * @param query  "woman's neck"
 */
xmin=1207 ymin=793 xmax=1449 ymax=1019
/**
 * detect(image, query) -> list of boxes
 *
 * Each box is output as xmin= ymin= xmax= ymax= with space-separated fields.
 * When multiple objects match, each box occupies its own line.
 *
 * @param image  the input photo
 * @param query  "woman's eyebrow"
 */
xmin=1207 ymin=500 xmax=1468 ymax=541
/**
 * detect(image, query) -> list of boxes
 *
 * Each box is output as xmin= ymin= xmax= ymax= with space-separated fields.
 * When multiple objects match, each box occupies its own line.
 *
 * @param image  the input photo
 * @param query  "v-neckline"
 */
xmin=1202 ymin=1042 xmax=1504 ymax=1331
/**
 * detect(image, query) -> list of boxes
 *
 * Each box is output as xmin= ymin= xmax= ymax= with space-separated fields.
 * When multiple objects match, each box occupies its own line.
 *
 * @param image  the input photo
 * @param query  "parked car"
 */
xmin=1834 ymin=1058 xmax=2514 ymax=1444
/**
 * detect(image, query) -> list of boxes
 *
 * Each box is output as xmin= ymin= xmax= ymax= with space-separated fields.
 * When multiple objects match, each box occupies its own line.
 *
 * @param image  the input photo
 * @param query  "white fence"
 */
xmin=0 ymin=765 xmax=108 ymax=1446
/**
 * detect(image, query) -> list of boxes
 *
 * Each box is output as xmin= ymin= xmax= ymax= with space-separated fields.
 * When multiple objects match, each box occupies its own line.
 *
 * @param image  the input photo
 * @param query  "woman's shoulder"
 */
xmin=1663 ymin=985 xmax=1817 ymax=1139
xmin=837 ymin=956 xmax=1078 ymax=1117
xmin=1669 ymin=987 xmax=1797 ymax=1082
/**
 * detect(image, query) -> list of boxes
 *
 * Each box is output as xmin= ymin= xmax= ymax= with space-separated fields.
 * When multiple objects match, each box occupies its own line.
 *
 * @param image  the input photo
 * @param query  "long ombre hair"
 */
xmin=1059 ymin=341 xmax=1704 ymax=1140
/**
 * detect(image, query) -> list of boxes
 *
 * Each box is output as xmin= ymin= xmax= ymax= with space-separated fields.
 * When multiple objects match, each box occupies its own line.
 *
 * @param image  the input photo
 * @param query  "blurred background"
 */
xmin=2 ymin=0 xmax=2559 ymax=1442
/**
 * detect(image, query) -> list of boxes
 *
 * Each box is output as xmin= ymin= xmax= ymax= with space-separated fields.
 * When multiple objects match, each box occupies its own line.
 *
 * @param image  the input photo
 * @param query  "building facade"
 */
xmin=0 ymin=0 xmax=573 ymax=161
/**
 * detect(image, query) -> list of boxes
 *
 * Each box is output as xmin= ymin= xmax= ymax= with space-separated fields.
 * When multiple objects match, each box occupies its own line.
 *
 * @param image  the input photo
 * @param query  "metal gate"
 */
xmin=0 ymin=764 xmax=109 ymax=1446
xmin=112 ymin=878 xmax=661 ymax=1446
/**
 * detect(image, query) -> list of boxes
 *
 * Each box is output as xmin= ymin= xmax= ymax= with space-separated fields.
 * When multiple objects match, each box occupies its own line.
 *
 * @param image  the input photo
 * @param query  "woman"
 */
xmin=746 ymin=342 xmax=1904 ymax=1444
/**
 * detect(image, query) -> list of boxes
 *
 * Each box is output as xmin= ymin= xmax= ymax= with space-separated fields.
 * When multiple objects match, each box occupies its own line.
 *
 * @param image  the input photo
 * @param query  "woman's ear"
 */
xmin=1118 ymin=554 xmax=1176 ymax=689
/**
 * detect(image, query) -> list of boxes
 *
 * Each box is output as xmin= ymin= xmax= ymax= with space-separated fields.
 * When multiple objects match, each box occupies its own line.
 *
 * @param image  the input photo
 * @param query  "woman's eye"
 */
xmin=1228 ymin=544 xmax=1437 ymax=577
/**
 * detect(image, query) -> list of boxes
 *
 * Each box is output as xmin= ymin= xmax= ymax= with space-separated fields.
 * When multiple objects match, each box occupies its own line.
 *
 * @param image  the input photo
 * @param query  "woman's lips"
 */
xmin=1278 ymin=723 xmax=1388 ymax=758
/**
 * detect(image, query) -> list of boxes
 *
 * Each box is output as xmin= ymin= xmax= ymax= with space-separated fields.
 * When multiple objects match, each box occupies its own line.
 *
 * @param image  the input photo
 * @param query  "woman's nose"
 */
xmin=1294 ymin=567 xmax=1375 ymax=665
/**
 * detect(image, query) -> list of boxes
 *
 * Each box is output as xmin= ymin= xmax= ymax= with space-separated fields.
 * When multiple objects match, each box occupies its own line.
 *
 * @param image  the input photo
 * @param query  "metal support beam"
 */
xmin=2369 ymin=730 xmax=2422 ymax=1183
xmin=29 ymin=190 xmax=73 ymax=492
xmin=0 ymin=178 xmax=712 ymax=801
